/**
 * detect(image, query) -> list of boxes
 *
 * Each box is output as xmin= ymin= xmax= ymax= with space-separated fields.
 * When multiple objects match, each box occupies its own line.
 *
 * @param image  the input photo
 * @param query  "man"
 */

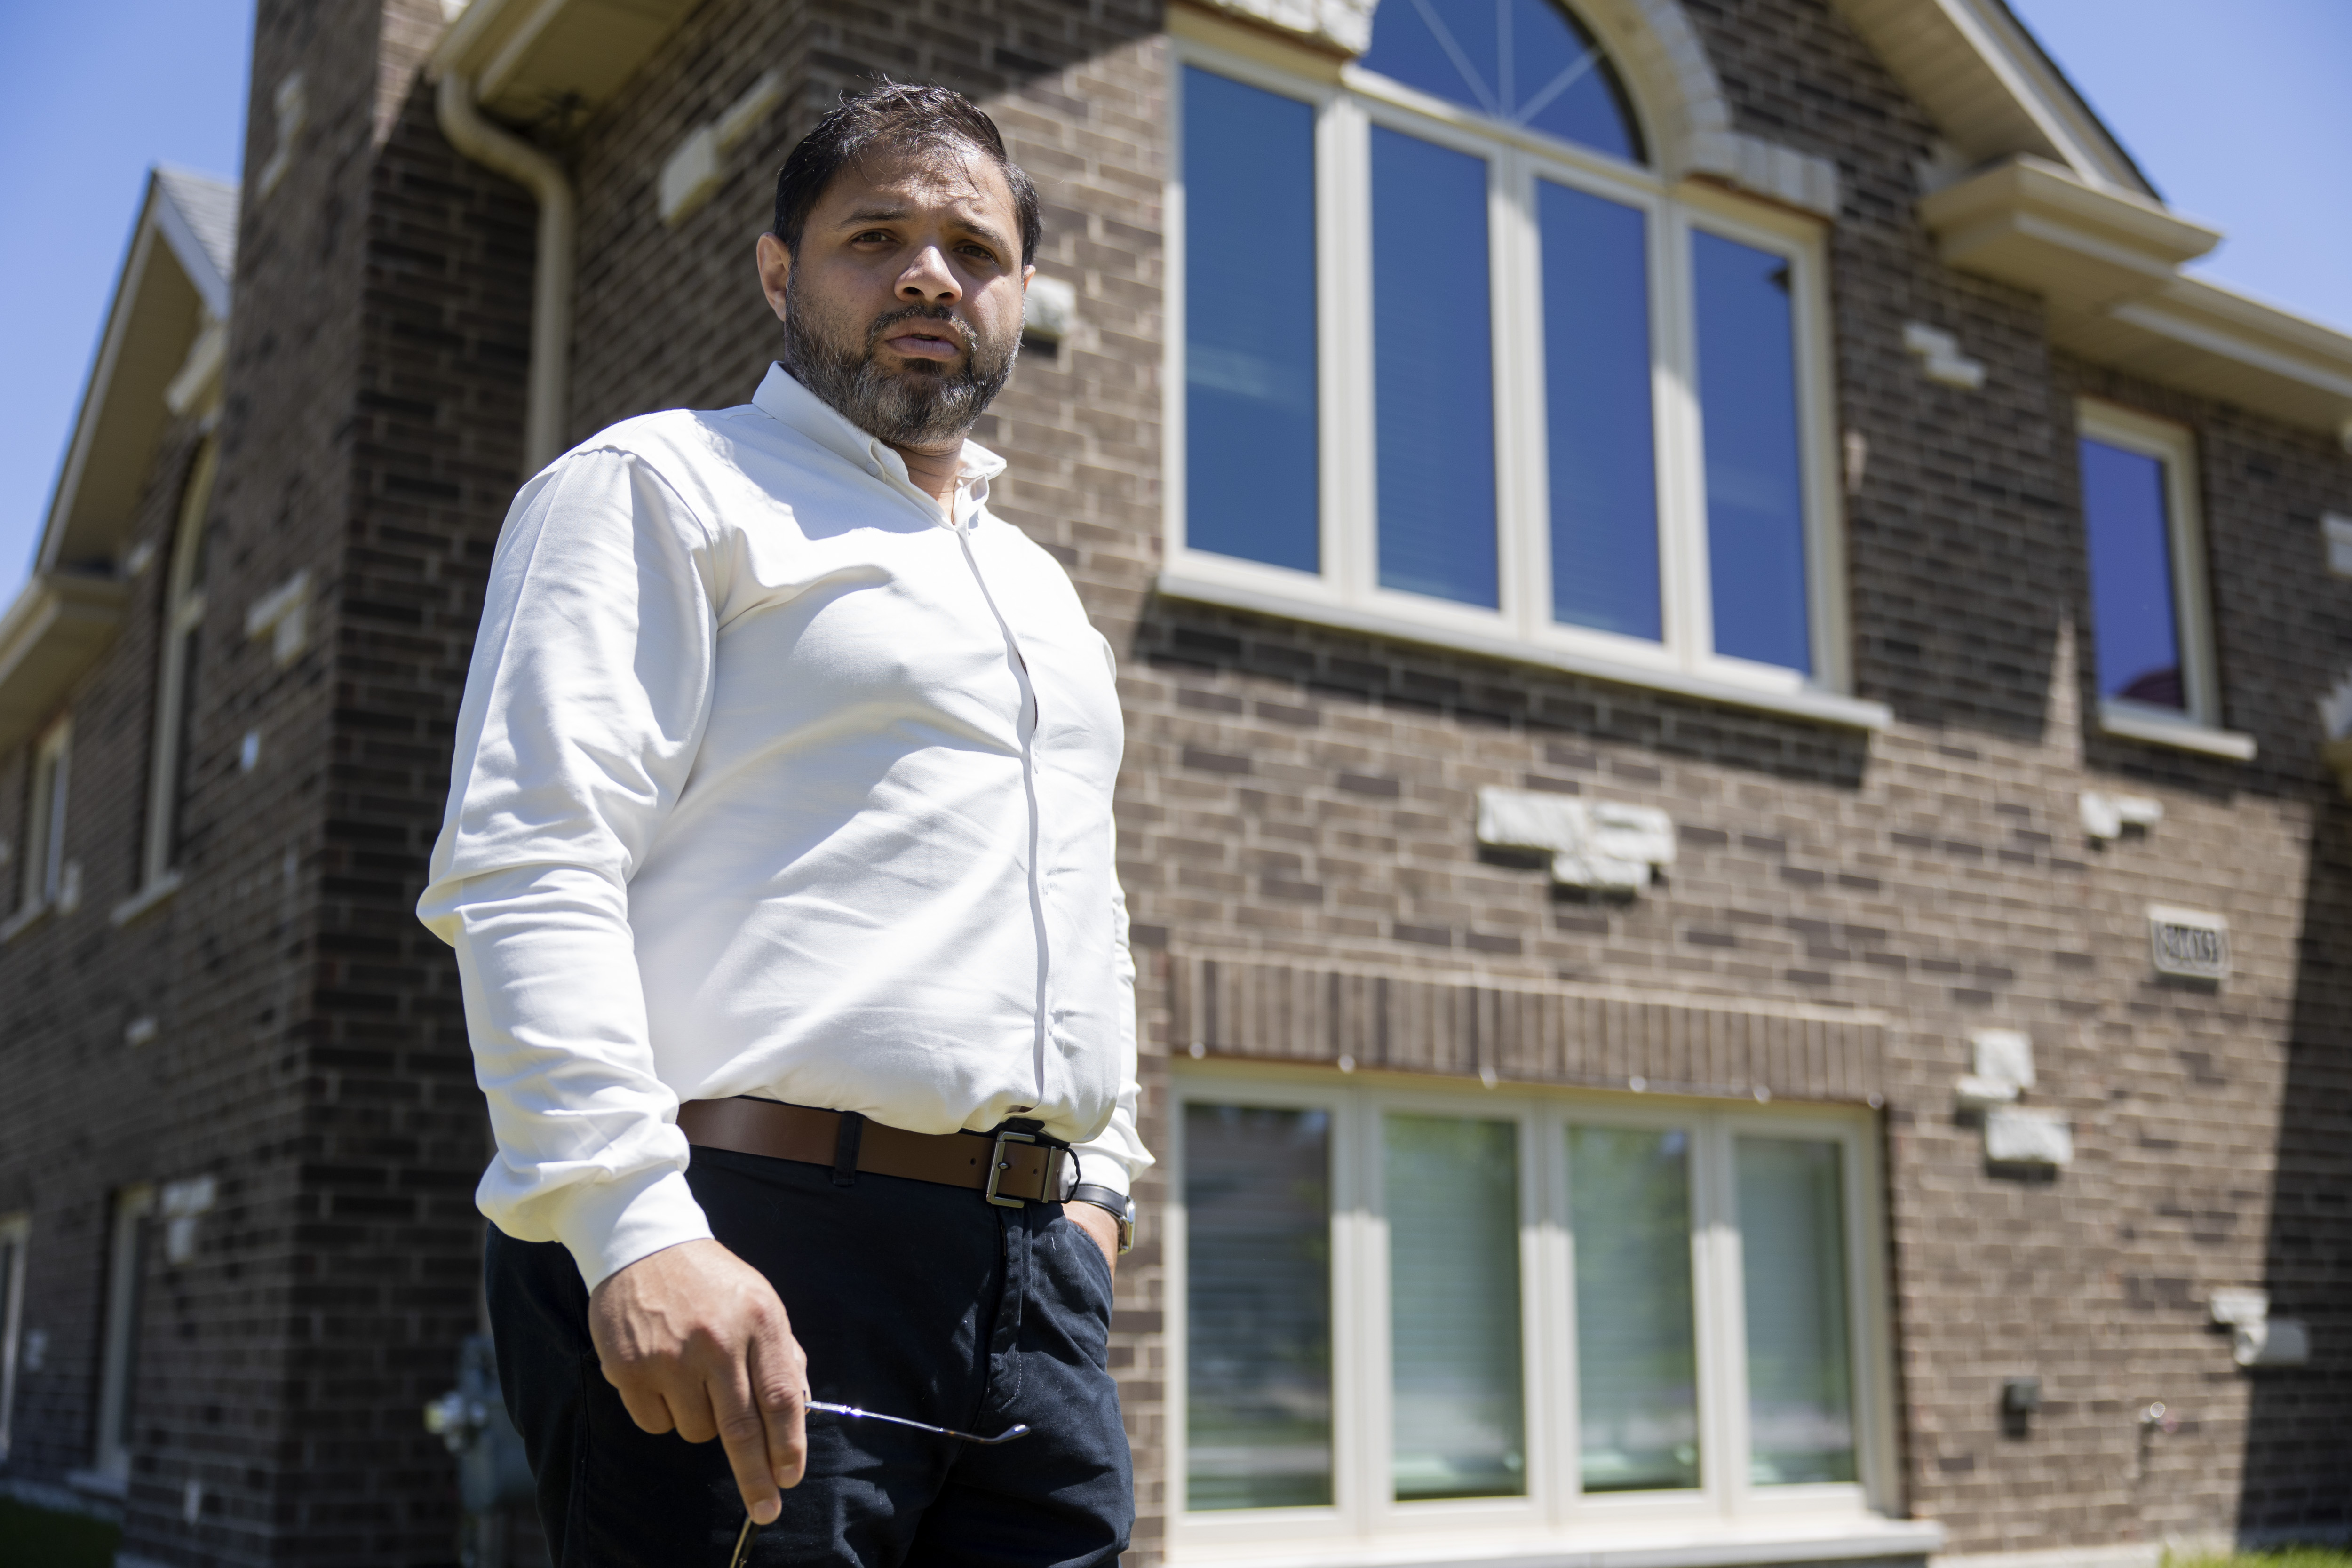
xmin=418 ymin=82 xmax=1147 ymax=1566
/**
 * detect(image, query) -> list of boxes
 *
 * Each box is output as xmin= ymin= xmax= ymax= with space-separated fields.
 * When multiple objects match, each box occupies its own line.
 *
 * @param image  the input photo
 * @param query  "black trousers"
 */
xmin=485 ymin=1144 xmax=1132 ymax=1567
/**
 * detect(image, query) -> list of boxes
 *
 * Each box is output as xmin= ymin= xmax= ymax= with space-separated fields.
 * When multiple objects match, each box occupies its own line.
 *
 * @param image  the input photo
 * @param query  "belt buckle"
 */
xmin=985 ymin=1129 xmax=1038 ymax=1208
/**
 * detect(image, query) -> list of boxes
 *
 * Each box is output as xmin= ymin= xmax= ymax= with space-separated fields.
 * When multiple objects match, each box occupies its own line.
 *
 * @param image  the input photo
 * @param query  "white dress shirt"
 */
xmin=417 ymin=364 xmax=1148 ymax=1289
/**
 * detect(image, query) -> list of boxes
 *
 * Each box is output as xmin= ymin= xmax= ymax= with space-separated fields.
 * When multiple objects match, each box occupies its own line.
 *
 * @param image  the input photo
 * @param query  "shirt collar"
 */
xmin=752 ymin=363 xmax=1007 ymax=525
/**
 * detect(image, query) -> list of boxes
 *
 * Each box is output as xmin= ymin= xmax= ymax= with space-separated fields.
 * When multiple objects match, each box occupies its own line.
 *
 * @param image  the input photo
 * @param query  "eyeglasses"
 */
xmin=726 ymin=1401 xmax=1032 ymax=1566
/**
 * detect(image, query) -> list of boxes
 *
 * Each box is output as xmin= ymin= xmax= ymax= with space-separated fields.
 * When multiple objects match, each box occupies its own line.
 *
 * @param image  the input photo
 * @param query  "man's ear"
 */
xmin=1022 ymin=263 xmax=1035 ymax=291
xmin=755 ymin=232 xmax=794 ymax=325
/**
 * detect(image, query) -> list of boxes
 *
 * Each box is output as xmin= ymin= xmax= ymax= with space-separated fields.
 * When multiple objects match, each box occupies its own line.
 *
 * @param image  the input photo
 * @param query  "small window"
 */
xmin=2075 ymin=402 xmax=2244 ymax=756
xmin=0 ymin=1213 xmax=28 ymax=1463
xmin=1170 ymin=10 xmax=1848 ymax=713
xmin=1173 ymin=1076 xmax=1894 ymax=1558
xmin=21 ymin=716 xmax=72 ymax=915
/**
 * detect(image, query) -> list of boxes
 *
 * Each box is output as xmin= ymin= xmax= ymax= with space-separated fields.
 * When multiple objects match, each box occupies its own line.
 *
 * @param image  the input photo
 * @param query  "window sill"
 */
xmin=2097 ymin=702 xmax=2257 ymax=761
xmin=1169 ymin=1515 xmax=1946 ymax=1568
xmin=0 ymin=899 xmax=50 ymax=946
xmin=63 ymin=1466 xmax=128 ymax=1501
xmin=1157 ymin=572 xmax=1892 ymax=731
xmin=111 ymin=870 xmax=183 ymax=927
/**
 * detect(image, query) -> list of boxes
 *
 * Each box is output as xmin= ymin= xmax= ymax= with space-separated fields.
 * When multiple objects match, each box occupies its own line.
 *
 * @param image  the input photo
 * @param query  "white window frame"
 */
xmin=1166 ymin=1065 xmax=1920 ymax=1565
xmin=2075 ymin=400 xmax=2252 ymax=760
xmin=1162 ymin=21 xmax=1877 ymax=732
xmin=0 ymin=1212 xmax=27 ymax=1463
xmin=4 ymin=715 xmax=74 ymax=942
xmin=67 ymin=1184 xmax=154 ymax=1496
xmin=116 ymin=438 xmax=218 ymax=925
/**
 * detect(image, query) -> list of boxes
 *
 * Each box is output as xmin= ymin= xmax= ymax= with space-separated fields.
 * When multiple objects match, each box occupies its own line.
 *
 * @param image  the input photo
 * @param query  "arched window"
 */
xmin=1358 ymin=0 xmax=1645 ymax=163
xmin=1172 ymin=0 xmax=1845 ymax=703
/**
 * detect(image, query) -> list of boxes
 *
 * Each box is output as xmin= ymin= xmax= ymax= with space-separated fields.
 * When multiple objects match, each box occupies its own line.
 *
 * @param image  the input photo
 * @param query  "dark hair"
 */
xmin=771 ymin=82 xmax=1041 ymax=267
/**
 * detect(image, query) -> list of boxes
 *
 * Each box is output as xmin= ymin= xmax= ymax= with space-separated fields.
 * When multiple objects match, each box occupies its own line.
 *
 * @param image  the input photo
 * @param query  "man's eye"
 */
xmin=851 ymin=230 xmax=892 ymax=244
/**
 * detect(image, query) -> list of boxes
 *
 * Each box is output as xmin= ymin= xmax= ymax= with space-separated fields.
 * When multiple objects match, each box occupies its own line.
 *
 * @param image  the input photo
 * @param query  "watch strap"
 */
xmin=1067 ymin=1183 xmax=1136 ymax=1253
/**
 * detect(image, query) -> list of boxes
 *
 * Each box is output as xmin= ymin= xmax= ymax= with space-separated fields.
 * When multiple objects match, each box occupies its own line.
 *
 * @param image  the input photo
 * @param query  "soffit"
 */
xmin=0 ymin=575 xmax=130 ymax=753
xmin=1920 ymin=157 xmax=2352 ymax=438
xmin=433 ymin=0 xmax=699 ymax=124
xmin=1829 ymin=0 xmax=2153 ymax=197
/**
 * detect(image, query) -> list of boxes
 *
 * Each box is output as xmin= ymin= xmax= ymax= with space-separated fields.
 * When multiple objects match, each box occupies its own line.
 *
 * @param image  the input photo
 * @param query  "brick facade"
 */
xmin=0 ymin=0 xmax=2344 ymax=1563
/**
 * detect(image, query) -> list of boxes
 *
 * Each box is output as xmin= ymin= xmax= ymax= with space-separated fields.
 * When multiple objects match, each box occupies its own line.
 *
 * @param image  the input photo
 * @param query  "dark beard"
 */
xmin=782 ymin=273 xmax=1018 ymax=451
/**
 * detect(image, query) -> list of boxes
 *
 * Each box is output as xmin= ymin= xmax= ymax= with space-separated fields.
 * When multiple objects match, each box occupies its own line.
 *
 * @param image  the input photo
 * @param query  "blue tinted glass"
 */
xmin=1184 ymin=68 xmax=1320 ymax=573
xmin=1372 ymin=127 xmax=1497 ymax=608
xmin=1693 ymin=231 xmax=1809 ymax=674
xmin=1541 ymin=182 xmax=1658 ymax=639
xmin=1358 ymin=0 xmax=1643 ymax=163
xmin=2081 ymin=437 xmax=2184 ymax=708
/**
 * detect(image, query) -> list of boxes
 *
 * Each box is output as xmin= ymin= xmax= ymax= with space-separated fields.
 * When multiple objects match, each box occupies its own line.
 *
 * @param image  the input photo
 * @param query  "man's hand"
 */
xmin=588 ymin=1240 xmax=809 ymax=1524
xmin=1067 ymin=1202 xmax=1120 ymax=1279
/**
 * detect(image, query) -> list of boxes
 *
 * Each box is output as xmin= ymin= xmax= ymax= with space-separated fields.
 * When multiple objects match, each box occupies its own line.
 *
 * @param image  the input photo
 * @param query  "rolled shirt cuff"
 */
xmin=548 ymin=1165 xmax=715 ymax=1292
xmin=1067 ymin=1144 xmax=1143 ymax=1199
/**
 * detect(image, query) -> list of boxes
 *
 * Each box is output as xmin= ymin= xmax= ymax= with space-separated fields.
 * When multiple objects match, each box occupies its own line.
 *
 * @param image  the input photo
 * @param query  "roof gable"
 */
xmin=36 ymin=168 xmax=238 ymax=578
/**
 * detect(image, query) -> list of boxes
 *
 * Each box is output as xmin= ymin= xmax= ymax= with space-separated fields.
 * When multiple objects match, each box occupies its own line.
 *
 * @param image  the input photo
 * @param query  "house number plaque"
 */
xmin=2147 ymin=905 xmax=2229 ymax=981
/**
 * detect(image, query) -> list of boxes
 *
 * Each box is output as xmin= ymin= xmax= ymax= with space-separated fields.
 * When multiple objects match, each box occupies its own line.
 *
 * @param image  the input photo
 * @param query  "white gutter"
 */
xmin=433 ymin=68 xmax=573 ymax=474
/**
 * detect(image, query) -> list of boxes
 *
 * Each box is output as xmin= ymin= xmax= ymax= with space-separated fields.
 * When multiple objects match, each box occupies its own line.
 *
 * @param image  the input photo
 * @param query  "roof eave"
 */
xmin=0 ymin=572 xmax=132 ymax=752
xmin=431 ymin=0 xmax=698 ymax=126
xmin=1920 ymin=157 xmax=2352 ymax=443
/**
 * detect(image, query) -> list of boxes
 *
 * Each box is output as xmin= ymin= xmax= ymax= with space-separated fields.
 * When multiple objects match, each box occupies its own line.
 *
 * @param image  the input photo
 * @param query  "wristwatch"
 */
xmin=1067 ymin=1183 xmax=1136 ymax=1254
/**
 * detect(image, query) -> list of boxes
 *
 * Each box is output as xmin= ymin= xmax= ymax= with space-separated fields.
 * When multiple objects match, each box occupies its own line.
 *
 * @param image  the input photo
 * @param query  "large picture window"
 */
xmin=1172 ymin=1072 xmax=1899 ymax=1558
xmin=1168 ymin=1 xmax=1850 ymax=710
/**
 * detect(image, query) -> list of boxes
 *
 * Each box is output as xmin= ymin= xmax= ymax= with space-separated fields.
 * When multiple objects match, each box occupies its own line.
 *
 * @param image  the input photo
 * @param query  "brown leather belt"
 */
xmin=676 ymin=1098 xmax=1074 ymax=1206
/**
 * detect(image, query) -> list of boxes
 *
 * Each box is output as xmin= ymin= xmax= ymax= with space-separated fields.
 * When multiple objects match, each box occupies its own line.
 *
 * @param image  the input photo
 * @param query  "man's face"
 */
xmin=755 ymin=142 xmax=1031 ymax=454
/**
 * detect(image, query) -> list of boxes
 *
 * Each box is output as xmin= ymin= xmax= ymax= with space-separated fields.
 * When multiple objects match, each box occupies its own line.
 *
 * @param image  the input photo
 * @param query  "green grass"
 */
xmin=2166 ymin=1550 xmax=2352 ymax=1568
xmin=0 ymin=1496 xmax=120 ymax=1568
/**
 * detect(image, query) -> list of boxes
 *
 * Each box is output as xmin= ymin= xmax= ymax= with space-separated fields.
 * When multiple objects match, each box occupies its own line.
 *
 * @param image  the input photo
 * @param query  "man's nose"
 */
xmin=897 ymin=244 xmax=961 ymax=303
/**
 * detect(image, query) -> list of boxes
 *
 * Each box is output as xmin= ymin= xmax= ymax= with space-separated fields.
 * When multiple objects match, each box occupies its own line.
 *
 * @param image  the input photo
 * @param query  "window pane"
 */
xmin=1541 ymin=182 xmax=1659 ymax=639
xmin=1183 ymin=68 xmax=1320 ymax=573
xmin=1373 ymin=127 xmax=1497 ymax=607
xmin=1358 ymin=0 xmax=1644 ymax=162
xmin=1737 ymin=1137 xmax=1856 ymax=1485
xmin=1569 ymin=1125 xmax=1700 ymax=1491
xmin=1186 ymin=1104 xmax=1333 ymax=1511
xmin=1693 ymin=231 xmax=1809 ymax=673
xmin=2081 ymin=437 xmax=2185 ymax=709
xmin=1387 ymin=1115 xmax=1525 ymax=1500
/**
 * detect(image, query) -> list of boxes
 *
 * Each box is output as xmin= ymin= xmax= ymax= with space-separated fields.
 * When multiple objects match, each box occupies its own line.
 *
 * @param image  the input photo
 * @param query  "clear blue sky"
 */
xmin=0 ymin=1 xmax=2346 ymax=608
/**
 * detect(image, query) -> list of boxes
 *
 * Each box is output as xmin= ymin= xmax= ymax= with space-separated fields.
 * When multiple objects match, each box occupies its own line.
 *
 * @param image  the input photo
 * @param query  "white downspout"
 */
xmin=433 ymin=70 xmax=574 ymax=474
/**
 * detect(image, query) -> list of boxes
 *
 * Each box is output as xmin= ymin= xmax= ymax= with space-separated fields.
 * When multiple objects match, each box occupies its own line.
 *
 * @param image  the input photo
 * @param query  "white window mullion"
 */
xmin=1323 ymin=95 xmax=1376 ymax=609
xmin=1534 ymin=1108 xmax=1577 ymax=1529
xmin=1693 ymin=1115 xmax=1748 ymax=1518
xmin=1348 ymin=1093 xmax=1386 ymax=1531
xmin=1654 ymin=206 xmax=1713 ymax=674
xmin=1792 ymin=253 xmax=1850 ymax=694
xmin=1843 ymin=1123 xmax=1898 ymax=1513
xmin=1491 ymin=151 xmax=1546 ymax=644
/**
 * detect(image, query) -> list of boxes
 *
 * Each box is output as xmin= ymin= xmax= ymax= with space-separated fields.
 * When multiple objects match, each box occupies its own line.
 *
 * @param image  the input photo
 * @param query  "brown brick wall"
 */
xmin=3 ymin=0 xmax=2345 ymax=1562
xmin=0 ymin=1 xmax=536 ymax=1562
xmin=540 ymin=0 xmax=2352 ymax=1557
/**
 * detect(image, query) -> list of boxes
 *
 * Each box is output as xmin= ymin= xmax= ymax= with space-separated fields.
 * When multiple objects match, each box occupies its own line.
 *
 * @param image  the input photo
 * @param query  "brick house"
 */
xmin=2 ymin=0 xmax=2348 ymax=1564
